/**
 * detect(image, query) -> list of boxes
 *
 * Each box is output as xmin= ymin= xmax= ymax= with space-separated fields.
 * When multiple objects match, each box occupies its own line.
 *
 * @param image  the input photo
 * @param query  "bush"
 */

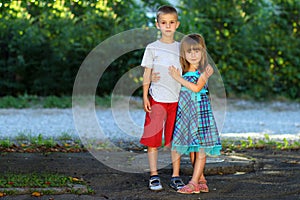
xmin=0 ymin=0 xmax=299 ymax=100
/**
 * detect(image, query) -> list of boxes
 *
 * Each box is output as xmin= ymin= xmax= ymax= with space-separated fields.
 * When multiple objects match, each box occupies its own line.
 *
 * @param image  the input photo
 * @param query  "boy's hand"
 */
xmin=151 ymin=72 xmax=160 ymax=82
xmin=143 ymin=97 xmax=151 ymax=112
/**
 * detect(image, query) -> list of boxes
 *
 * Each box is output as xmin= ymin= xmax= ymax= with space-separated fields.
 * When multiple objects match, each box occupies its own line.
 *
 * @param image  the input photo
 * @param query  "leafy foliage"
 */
xmin=0 ymin=0 xmax=299 ymax=99
xmin=178 ymin=0 xmax=299 ymax=99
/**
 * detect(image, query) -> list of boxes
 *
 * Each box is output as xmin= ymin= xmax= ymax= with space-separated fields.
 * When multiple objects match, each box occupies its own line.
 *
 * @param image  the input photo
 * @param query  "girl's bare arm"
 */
xmin=169 ymin=65 xmax=213 ymax=92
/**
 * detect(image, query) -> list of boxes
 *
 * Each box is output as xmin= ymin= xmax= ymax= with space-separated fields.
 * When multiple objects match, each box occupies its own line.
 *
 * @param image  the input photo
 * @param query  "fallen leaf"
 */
xmin=0 ymin=192 xmax=6 ymax=197
xmin=31 ymin=191 xmax=42 ymax=197
xmin=72 ymin=177 xmax=80 ymax=181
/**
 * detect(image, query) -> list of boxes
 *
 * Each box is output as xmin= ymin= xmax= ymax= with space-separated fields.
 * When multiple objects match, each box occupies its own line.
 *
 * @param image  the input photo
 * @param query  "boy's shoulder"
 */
xmin=146 ymin=40 xmax=180 ymax=48
xmin=146 ymin=40 xmax=160 ymax=47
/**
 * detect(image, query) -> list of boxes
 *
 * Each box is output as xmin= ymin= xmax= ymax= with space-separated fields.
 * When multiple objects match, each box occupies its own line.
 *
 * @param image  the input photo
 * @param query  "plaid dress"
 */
xmin=172 ymin=71 xmax=222 ymax=156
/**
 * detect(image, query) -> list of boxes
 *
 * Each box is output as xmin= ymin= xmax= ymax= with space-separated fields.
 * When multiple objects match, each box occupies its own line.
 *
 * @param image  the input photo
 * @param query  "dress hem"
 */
xmin=172 ymin=145 xmax=222 ymax=156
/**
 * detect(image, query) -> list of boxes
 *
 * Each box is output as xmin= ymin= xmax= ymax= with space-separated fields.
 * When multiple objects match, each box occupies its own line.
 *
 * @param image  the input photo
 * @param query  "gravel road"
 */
xmin=0 ymin=99 xmax=299 ymax=140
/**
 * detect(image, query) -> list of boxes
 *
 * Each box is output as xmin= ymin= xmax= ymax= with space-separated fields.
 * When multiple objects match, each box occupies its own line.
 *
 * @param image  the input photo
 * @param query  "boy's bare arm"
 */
xmin=143 ymin=67 xmax=152 ymax=112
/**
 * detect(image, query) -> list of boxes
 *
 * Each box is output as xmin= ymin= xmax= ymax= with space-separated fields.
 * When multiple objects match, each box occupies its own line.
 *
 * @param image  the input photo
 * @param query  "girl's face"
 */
xmin=184 ymin=46 xmax=202 ymax=70
xmin=156 ymin=13 xmax=180 ymax=37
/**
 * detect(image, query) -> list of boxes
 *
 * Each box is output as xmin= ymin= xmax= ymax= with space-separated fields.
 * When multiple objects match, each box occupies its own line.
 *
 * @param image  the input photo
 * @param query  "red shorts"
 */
xmin=140 ymin=97 xmax=178 ymax=148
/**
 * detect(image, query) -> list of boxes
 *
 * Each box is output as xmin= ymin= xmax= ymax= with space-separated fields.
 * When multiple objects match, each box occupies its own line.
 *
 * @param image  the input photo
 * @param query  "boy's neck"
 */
xmin=159 ymin=37 xmax=175 ymax=44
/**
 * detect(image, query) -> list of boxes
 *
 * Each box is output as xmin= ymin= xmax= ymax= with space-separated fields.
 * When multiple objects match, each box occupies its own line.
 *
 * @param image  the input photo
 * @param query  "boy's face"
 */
xmin=156 ymin=13 xmax=180 ymax=37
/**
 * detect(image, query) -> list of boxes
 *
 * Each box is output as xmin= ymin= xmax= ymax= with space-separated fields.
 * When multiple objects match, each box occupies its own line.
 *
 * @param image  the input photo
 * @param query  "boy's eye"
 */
xmin=160 ymin=21 xmax=176 ymax=25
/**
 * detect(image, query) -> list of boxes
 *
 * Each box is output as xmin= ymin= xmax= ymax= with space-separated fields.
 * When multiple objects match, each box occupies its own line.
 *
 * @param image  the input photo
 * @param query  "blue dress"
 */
xmin=172 ymin=71 xmax=222 ymax=155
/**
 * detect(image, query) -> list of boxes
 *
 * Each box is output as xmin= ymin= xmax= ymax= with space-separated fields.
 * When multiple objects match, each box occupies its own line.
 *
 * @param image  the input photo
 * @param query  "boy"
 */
xmin=140 ymin=5 xmax=184 ymax=191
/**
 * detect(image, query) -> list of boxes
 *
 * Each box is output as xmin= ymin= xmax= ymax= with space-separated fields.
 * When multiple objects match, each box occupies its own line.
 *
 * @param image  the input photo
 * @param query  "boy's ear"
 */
xmin=176 ymin=21 xmax=180 ymax=28
xmin=155 ymin=21 xmax=160 ymax=29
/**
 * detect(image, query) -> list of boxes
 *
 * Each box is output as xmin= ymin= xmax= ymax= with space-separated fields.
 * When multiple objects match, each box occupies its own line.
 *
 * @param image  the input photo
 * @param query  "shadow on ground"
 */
xmin=0 ymin=149 xmax=300 ymax=200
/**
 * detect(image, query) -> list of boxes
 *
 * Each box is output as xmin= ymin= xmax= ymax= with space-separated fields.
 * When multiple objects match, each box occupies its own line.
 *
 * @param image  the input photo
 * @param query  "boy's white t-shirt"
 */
xmin=141 ymin=40 xmax=181 ymax=103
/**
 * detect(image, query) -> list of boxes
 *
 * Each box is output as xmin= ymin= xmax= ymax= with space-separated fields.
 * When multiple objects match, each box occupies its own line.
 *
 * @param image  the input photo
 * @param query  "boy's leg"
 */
xmin=169 ymin=149 xmax=185 ymax=190
xmin=164 ymin=102 xmax=178 ymax=147
xmin=148 ymin=147 xmax=158 ymax=176
xmin=140 ymin=98 xmax=166 ymax=191
xmin=140 ymin=97 xmax=166 ymax=147
xmin=165 ymin=102 xmax=184 ymax=190
xmin=171 ymin=150 xmax=181 ymax=177
xmin=148 ymin=146 xmax=163 ymax=190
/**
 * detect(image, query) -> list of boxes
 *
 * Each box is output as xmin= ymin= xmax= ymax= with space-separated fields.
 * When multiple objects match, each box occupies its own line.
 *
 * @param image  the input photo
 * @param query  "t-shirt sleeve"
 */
xmin=141 ymin=45 xmax=154 ymax=69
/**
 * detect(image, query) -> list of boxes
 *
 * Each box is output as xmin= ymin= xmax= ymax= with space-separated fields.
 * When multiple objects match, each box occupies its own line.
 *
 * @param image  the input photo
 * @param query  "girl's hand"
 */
xmin=168 ymin=65 xmax=181 ymax=80
xmin=205 ymin=65 xmax=214 ymax=78
xmin=151 ymin=72 xmax=160 ymax=83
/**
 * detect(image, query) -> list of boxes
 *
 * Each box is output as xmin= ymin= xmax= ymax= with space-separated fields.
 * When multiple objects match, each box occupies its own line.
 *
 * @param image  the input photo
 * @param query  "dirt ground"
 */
xmin=0 ymin=149 xmax=300 ymax=200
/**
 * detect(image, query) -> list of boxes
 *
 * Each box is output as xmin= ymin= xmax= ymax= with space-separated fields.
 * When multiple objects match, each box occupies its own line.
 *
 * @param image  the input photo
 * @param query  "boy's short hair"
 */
xmin=156 ymin=5 xmax=178 ymax=21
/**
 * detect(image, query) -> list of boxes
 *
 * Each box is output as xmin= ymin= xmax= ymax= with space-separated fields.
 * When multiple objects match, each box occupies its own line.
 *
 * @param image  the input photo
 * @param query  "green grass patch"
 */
xmin=222 ymin=134 xmax=300 ymax=152
xmin=0 ymin=173 xmax=80 ymax=188
xmin=0 ymin=132 xmax=299 ymax=153
xmin=0 ymin=173 xmax=94 ymax=195
xmin=0 ymin=133 xmax=85 ymax=153
xmin=0 ymin=95 xmax=114 ymax=108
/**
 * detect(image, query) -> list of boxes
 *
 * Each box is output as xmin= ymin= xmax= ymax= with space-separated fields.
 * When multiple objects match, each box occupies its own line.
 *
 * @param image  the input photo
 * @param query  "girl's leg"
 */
xmin=199 ymin=173 xmax=207 ymax=183
xmin=189 ymin=152 xmax=195 ymax=167
xmin=190 ymin=152 xmax=207 ymax=183
xmin=190 ymin=151 xmax=206 ymax=184
xmin=198 ymin=155 xmax=209 ymax=192
xmin=148 ymin=147 xmax=158 ymax=176
xmin=178 ymin=151 xmax=206 ymax=194
xmin=198 ymin=156 xmax=206 ymax=182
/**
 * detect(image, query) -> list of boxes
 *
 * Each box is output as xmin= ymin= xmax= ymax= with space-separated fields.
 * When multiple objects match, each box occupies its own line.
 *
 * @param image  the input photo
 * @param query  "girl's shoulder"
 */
xmin=183 ymin=70 xmax=201 ymax=77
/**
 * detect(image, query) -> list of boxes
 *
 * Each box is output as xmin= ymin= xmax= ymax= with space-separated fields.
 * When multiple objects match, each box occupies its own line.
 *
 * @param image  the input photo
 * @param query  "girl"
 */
xmin=169 ymin=33 xmax=222 ymax=194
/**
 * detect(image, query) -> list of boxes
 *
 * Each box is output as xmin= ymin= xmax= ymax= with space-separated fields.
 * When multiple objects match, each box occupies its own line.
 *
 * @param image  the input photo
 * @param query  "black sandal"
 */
xmin=169 ymin=176 xmax=185 ymax=191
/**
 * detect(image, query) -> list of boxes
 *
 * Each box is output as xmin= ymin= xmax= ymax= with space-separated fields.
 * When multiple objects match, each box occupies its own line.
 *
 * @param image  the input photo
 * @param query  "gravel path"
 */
xmin=0 ymin=100 xmax=299 ymax=140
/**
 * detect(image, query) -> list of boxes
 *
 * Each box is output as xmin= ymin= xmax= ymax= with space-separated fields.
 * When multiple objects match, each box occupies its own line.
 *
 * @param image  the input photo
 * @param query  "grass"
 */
xmin=0 ymin=173 xmax=80 ymax=188
xmin=222 ymin=134 xmax=300 ymax=152
xmin=0 ymin=173 xmax=94 ymax=196
xmin=0 ymin=132 xmax=299 ymax=153
xmin=0 ymin=133 xmax=85 ymax=153
xmin=0 ymin=95 xmax=113 ymax=108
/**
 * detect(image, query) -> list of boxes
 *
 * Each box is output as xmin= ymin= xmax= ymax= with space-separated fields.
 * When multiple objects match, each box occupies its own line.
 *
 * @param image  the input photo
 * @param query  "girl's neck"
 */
xmin=187 ymin=64 xmax=198 ymax=72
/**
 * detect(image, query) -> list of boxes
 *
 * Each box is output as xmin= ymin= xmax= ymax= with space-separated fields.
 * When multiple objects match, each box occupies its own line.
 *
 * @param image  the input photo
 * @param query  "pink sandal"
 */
xmin=177 ymin=181 xmax=200 ymax=194
xmin=199 ymin=179 xmax=209 ymax=193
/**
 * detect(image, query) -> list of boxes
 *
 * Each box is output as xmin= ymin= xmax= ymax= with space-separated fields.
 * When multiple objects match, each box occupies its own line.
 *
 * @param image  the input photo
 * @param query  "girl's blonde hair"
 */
xmin=180 ymin=33 xmax=208 ymax=74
